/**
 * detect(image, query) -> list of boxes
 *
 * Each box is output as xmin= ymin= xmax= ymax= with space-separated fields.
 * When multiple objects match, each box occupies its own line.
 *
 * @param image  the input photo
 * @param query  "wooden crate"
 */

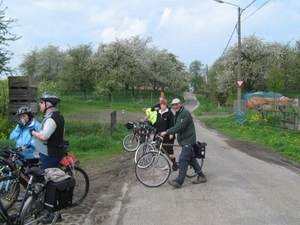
xmin=9 ymin=89 xmax=37 ymax=101
xmin=8 ymin=76 xmax=38 ymax=122
xmin=9 ymin=102 xmax=38 ymax=114
xmin=8 ymin=76 xmax=38 ymax=88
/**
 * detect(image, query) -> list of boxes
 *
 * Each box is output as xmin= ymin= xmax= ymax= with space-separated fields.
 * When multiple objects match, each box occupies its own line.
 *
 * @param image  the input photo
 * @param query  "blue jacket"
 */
xmin=9 ymin=118 xmax=40 ymax=159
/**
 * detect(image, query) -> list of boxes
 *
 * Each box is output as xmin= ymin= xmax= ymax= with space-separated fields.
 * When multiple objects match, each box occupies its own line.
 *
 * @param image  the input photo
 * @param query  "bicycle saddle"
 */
xmin=26 ymin=167 xmax=45 ymax=177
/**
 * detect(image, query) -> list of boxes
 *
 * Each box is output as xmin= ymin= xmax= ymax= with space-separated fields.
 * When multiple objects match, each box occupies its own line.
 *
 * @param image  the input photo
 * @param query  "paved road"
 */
xmin=104 ymin=92 xmax=300 ymax=225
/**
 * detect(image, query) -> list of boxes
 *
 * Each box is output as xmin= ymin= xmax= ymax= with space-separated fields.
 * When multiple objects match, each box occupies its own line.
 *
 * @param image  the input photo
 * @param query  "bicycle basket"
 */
xmin=125 ymin=122 xmax=134 ymax=129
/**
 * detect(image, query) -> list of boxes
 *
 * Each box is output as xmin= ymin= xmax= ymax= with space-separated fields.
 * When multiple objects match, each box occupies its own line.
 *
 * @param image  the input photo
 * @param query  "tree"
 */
xmin=0 ymin=3 xmax=20 ymax=76
xmin=19 ymin=49 xmax=38 ymax=77
xmin=94 ymin=41 xmax=132 ymax=102
xmin=60 ymin=44 xmax=95 ymax=100
xmin=19 ymin=45 xmax=67 ymax=81
xmin=189 ymin=60 xmax=205 ymax=92
xmin=211 ymin=35 xmax=297 ymax=104
xmin=267 ymin=66 xmax=284 ymax=109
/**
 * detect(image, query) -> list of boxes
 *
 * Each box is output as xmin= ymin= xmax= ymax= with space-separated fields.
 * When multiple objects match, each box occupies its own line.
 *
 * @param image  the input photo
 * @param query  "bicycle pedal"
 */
xmin=172 ymin=163 xmax=179 ymax=171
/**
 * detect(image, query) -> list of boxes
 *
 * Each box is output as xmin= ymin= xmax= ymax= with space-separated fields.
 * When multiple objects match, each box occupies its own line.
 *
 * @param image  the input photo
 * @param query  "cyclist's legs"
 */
xmin=39 ymin=154 xmax=61 ymax=169
xmin=175 ymin=145 xmax=193 ymax=184
xmin=189 ymin=151 xmax=202 ymax=174
xmin=163 ymin=138 xmax=174 ymax=155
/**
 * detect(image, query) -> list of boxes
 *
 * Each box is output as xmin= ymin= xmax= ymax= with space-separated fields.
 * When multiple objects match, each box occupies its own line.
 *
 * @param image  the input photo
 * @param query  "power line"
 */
xmin=220 ymin=0 xmax=270 ymax=55
xmin=222 ymin=23 xmax=237 ymax=55
xmin=243 ymin=0 xmax=270 ymax=22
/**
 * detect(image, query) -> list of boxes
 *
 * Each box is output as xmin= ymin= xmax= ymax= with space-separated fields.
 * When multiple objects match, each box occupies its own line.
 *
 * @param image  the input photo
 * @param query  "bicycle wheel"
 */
xmin=135 ymin=152 xmax=171 ymax=188
xmin=0 ymin=175 xmax=20 ymax=210
xmin=64 ymin=166 xmax=89 ymax=206
xmin=122 ymin=133 xmax=140 ymax=152
xmin=186 ymin=158 xmax=204 ymax=178
xmin=19 ymin=194 xmax=48 ymax=225
xmin=134 ymin=142 xmax=155 ymax=164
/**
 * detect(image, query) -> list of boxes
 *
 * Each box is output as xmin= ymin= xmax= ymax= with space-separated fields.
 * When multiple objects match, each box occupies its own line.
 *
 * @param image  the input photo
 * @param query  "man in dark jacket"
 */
xmin=161 ymin=98 xmax=206 ymax=188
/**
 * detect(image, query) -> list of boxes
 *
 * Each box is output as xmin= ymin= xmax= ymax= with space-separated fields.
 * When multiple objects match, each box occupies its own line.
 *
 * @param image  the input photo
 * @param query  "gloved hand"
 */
xmin=18 ymin=121 xmax=24 ymax=129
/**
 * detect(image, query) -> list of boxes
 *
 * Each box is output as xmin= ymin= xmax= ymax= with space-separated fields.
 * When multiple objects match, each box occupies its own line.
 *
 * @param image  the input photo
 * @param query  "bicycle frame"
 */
xmin=0 ymin=167 xmax=54 ymax=224
xmin=0 ymin=199 xmax=13 ymax=224
xmin=135 ymin=134 xmax=206 ymax=187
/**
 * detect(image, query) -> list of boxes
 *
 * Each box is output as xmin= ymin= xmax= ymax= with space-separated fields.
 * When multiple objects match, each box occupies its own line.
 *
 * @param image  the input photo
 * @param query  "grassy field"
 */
xmin=0 ymin=90 xmax=182 ymax=166
xmin=1 ymin=90 xmax=300 ymax=165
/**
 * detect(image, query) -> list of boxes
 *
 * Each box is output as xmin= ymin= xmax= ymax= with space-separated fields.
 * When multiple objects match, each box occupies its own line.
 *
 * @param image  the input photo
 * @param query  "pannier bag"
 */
xmin=193 ymin=142 xmax=207 ymax=159
xmin=44 ymin=178 xmax=75 ymax=212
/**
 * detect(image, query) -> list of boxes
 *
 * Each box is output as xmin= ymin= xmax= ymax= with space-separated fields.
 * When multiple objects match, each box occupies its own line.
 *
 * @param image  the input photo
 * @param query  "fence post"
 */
xmin=294 ymin=112 xmax=298 ymax=130
xmin=110 ymin=111 xmax=117 ymax=136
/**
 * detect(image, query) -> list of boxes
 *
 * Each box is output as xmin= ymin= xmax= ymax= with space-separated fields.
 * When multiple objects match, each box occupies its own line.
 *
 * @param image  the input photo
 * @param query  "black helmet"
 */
xmin=16 ymin=106 xmax=32 ymax=116
xmin=39 ymin=91 xmax=60 ymax=106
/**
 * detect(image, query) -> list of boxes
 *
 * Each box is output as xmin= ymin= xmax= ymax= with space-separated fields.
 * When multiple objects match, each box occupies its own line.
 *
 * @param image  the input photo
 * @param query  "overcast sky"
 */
xmin=3 ymin=0 xmax=300 ymax=71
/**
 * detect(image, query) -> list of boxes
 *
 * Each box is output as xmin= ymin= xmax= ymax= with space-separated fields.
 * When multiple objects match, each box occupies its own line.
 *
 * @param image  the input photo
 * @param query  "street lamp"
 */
xmin=214 ymin=0 xmax=242 ymax=112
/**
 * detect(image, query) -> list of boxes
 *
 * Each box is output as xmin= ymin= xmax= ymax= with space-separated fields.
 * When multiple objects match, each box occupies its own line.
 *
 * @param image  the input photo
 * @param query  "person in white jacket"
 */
xmin=9 ymin=106 xmax=40 ymax=159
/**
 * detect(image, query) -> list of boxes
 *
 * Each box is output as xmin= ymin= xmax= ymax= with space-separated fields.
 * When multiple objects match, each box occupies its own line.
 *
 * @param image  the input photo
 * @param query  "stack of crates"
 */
xmin=8 ymin=76 xmax=38 ymax=122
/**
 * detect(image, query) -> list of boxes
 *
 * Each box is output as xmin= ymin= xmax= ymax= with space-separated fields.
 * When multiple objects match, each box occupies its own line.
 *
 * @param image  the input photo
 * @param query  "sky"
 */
xmin=2 ymin=0 xmax=300 ymax=71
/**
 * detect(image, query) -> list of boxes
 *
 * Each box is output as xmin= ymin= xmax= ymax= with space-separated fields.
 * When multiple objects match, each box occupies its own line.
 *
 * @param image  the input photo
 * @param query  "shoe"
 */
xmin=167 ymin=180 xmax=182 ymax=188
xmin=41 ymin=213 xmax=63 ymax=224
xmin=193 ymin=175 xmax=207 ymax=184
xmin=17 ymin=195 xmax=24 ymax=202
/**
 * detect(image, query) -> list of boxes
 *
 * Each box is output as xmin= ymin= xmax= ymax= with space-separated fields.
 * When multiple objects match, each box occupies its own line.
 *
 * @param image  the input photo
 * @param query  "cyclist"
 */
xmin=161 ymin=98 xmax=207 ymax=188
xmin=142 ymin=107 xmax=157 ymax=126
xmin=30 ymin=91 xmax=65 ymax=224
xmin=151 ymin=96 xmax=167 ymax=111
xmin=9 ymin=106 xmax=40 ymax=159
xmin=155 ymin=100 xmax=175 ymax=166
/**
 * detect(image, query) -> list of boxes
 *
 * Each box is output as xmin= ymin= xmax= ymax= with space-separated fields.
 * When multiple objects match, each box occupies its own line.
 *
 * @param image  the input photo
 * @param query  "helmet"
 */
xmin=39 ymin=91 xmax=60 ymax=106
xmin=16 ymin=107 xmax=32 ymax=116
xmin=125 ymin=122 xmax=134 ymax=129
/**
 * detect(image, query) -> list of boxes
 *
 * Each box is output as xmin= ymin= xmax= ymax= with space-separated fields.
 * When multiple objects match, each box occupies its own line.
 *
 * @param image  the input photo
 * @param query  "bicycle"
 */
xmin=122 ymin=121 xmax=150 ymax=152
xmin=0 ymin=147 xmax=40 ymax=210
xmin=0 ymin=143 xmax=89 ymax=210
xmin=0 ymin=166 xmax=62 ymax=225
xmin=135 ymin=134 xmax=206 ymax=188
xmin=133 ymin=123 xmax=156 ymax=163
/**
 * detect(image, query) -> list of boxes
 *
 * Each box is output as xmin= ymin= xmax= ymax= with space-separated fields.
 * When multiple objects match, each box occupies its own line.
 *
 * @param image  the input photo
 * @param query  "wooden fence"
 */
xmin=258 ymin=107 xmax=299 ymax=130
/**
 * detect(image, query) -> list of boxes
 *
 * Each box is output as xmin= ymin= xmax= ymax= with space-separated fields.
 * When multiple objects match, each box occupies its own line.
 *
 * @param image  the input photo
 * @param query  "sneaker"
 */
xmin=167 ymin=180 xmax=182 ymax=188
xmin=193 ymin=175 xmax=207 ymax=184
xmin=41 ymin=213 xmax=63 ymax=224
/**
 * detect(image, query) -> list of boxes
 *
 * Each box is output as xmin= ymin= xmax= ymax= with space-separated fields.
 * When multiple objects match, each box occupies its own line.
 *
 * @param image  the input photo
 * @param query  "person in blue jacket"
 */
xmin=9 ymin=106 xmax=40 ymax=159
